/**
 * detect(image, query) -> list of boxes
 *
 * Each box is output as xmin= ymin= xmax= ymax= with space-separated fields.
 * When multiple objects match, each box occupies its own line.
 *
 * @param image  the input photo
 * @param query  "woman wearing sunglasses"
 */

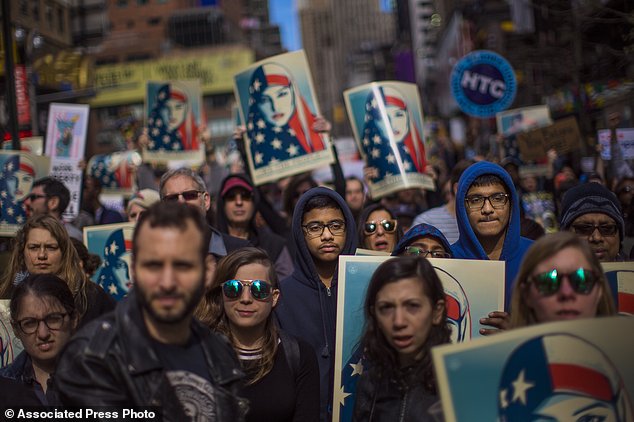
xmin=197 ymin=247 xmax=319 ymax=422
xmin=354 ymin=256 xmax=450 ymax=421
xmin=0 ymin=274 xmax=78 ymax=405
xmin=357 ymin=204 xmax=403 ymax=253
xmin=509 ymin=231 xmax=616 ymax=327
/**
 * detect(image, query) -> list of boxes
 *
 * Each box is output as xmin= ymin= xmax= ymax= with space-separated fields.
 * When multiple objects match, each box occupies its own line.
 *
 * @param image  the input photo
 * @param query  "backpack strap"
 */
xmin=278 ymin=330 xmax=301 ymax=381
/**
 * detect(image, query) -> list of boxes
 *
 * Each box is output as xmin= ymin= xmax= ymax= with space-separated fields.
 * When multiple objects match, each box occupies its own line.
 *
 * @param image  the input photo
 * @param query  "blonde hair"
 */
xmin=0 ymin=215 xmax=89 ymax=318
xmin=510 ymin=231 xmax=616 ymax=328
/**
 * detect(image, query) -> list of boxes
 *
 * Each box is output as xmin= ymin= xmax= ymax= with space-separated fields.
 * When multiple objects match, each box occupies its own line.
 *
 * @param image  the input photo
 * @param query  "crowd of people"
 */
xmin=0 ymin=114 xmax=632 ymax=422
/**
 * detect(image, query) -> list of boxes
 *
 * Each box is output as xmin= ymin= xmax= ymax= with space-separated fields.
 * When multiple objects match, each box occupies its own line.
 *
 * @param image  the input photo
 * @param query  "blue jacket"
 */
xmin=451 ymin=161 xmax=533 ymax=310
xmin=274 ymin=187 xmax=357 ymax=421
xmin=391 ymin=223 xmax=452 ymax=256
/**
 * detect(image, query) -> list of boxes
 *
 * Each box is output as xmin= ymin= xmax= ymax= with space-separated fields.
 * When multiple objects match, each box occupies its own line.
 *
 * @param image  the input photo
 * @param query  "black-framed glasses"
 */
xmin=465 ymin=193 xmax=509 ymax=210
xmin=162 ymin=190 xmax=203 ymax=202
xmin=15 ymin=312 xmax=68 ymax=334
xmin=222 ymin=279 xmax=273 ymax=301
xmin=302 ymin=220 xmax=346 ymax=238
xmin=364 ymin=219 xmax=397 ymax=235
xmin=403 ymin=246 xmax=451 ymax=258
xmin=224 ymin=190 xmax=253 ymax=201
xmin=27 ymin=193 xmax=47 ymax=202
xmin=528 ymin=268 xmax=598 ymax=296
xmin=571 ymin=223 xmax=618 ymax=237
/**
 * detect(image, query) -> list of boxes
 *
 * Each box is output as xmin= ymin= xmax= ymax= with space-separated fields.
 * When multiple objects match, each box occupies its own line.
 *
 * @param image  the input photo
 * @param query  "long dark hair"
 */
xmin=357 ymin=203 xmax=403 ymax=249
xmin=10 ymin=273 xmax=76 ymax=323
xmin=361 ymin=256 xmax=450 ymax=393
xmin=195 ymin=247 xmax=279 ymax=385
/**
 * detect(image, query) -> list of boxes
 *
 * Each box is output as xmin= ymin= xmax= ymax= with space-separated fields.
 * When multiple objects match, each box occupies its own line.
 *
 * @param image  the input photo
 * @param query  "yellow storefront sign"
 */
xmin=91 ymin=46 xmax=254 ymax=107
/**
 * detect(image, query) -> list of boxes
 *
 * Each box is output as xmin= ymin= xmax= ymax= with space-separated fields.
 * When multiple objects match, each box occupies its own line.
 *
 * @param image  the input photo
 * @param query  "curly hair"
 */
xmin=0 ymin=215 xmax=89 ymax=319
xmin=509 ymin=231 xmax=616 ymax=327
xmin=195 ymin=247 xmax=279 ymax=385
xmin=361 ymin=256 xmax=450 ymax=393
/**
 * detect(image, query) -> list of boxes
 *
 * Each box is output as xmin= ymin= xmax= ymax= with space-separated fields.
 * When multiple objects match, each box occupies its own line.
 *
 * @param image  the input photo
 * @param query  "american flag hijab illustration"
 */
xmin=96 ymin=227 xmax=133 ymax=301
xmin=147 ymin=83 xmax=199 ymax=152
xmin=497 ymin=334 xmax=633 ymax=422
xmin=246 ymin=63 xmax=325 ymax=169
xmin=0 ymin=154 xmax=35 ymax=225
xmin=361 ymin=85 xmax=427 ymax=181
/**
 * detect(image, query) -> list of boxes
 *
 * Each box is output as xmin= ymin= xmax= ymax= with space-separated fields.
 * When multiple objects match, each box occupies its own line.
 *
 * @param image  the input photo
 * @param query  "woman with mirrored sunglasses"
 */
xmin=510 ymin=232 xmax=616 ymax=327
xmin=196 ymin=247 xmax=319 ymax=422
xmin=0 ymin=274 xmax=78 ymax=406
xmin=357 ymin=203 xmax=403 ymax=253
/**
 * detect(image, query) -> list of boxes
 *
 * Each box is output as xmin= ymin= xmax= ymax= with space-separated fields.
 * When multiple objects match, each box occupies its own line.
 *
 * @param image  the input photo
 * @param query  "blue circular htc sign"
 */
xmin=450 ymin=50 xmax=517 ymax=118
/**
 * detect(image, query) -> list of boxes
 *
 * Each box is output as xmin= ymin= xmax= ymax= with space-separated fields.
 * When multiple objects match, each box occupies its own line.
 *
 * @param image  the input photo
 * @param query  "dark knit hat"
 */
xmin=559 ymin=182 xmax=625 ymax=240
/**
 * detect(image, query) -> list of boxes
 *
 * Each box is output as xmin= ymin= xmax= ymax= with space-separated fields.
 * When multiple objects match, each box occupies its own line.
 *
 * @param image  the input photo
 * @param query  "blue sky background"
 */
xmin=269 ymin=0 xmax=302 ymax=51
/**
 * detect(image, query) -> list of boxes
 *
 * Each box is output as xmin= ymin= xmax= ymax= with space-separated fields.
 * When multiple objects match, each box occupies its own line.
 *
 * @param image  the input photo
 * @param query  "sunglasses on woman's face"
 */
xmin=364 ymin=219 xmax=397 ymax=235
xmin=222 ymin=279 xmax=273 ymax=301
xmin=528 ymin=268 xmax=598 ymax=296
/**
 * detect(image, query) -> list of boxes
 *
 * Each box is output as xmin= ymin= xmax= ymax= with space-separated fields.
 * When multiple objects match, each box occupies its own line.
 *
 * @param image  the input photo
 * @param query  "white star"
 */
xmin=148 ymin=141 xmax=155 ymax=149
xmin=273 ymin=126 xmax=283 ymax=133
xmin=385 ymin=171 xmax=393 ymax=177
xmin=163 ymin=135 xmax=170 ymax=142
xmin=269 ymin=157 xmax=279 ymax=163
xmin=511 ymin=370 xmax=534 ymax=405
xmin=371 ymin=98 xmax=377 ymax=109
xmin=247 ymin=122 xmax=254 ymax=131
xmin=253 ymin=78 xmax=262 ymax=91
xmin=1 ymin=190 xmax=6 ymax=198
xmin=402 ymin=145 xmax=411 ymax=155
xmin=104 ymin=246 xmax=109 ymax=256
xmin=257 ymin=119 xmax=266 ymax=129
xmin=349 ymin=359 xmax=364 ymax=376
xmin=156 ymin=119 xmax=163 ymax=127
xmin=499 ymin=388 xmax=509 ymax=409
xmin=288 ymin=128 xmax=296 ymax=137
xmin=255 ymin=133 xmax=265 ymax=144
xmin=287 ymin=144 xmax=299 ymax=156
xmin=371 ymin=148 xmax=380 ymax=158
xmin=363 ymin=137 xmax=370 ymax=147
xmin=173 ymin=143 xmax=181 ymax=150
xmin=337 ymin=385 xmax=351 ymax=406
xmin=7 ymin=207 xmax=13 ymax=216
xmin=109 ymin=241 xmax=119 ymax=255
xmin=6 ymin=162 xmax=13 ymax=171
xmin=151 ymin=128 xmax=159 ymax=136
xmin=272 ymin=138 xmax=282 ymax=149
xmin=255 ymin=152 xmax=264 ymax=164
xmin=109 ymin=283 xmax=118 ymax=295
xmin=148 ymin=117 xmax=154 ymax=125
xmin=16 ymin=215 xmax=24 ymax=224
xmin=386 ymin=153 xmax=395 ymax=164
xmin=158 ymin=91 xmax=166 ymax=100
xmin=373 ymin=135 xmax=382 ymax=145
xmin=403 ymin=160 xmax=412 ymax=171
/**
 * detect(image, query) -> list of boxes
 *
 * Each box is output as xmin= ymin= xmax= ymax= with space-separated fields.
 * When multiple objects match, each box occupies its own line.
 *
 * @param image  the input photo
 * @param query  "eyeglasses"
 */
xmin=302 ymin=220 xmax=346 ymax=238
xmin=464 ymin=193 xmax=509 ymax=210
xmin=225 ymin=190 xmax=253 ymax=201
xmin=618 ymin=185 xmax=634 ymax=194
xmin=364 ymin=219 xmax=397 ymax=235
xmin=222 ymin=279 xmax=273 ymax=301
xmin=162 ymin=190 xmax=203 ymax=202
xmin=571 ymin=224 xmax=618 ymax=237
xmin=27 ymin=193 xmax=47 ymax=202
xmin=15 ymin=312 xmax=68 ymax=334
xmin=403 ymin=246 xmax=451 ymax=258
xmin=528 ymin=268 xmax=598 ymax=296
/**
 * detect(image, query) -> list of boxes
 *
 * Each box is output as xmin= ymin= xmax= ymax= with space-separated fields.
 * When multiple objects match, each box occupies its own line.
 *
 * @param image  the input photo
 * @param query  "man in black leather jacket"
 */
xmin=55 ymin=203 xmax=247 ymax=421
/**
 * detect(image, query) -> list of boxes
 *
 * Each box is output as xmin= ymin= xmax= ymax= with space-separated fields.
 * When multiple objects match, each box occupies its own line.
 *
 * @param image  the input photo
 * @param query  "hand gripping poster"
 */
xmin=45 ymin=103 xmax=90 ymax=221
xmin=333 ymin=255 xmax=504 ymax=422
xmin=86 ymin=150 xmax=142 ymax=196
xmin=233 ymin=50 xmax=334 ymax=185
xmin=344 ymin=81 xmax=434 ymax=199
xmin=0 ymin=151 xmax=51 ymax=236
xmin=433 ymin=316 xmax=634 ymax=422
xmin=144 ymin=80 xmax=205 ymax=165
xmin=84 ymin=222 xmax=135 ymax=301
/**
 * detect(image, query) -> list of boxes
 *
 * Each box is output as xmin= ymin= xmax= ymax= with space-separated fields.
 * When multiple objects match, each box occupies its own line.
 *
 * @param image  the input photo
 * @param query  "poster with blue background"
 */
xmin=233 ymin=50 xmax=334 ymax=185
xmin=344 ymin=81 xmax=435 ymax=199
xmin=84 ymin=222 xmax=135 ymax=301
xmin=333 ymin=256 xmax=504 ymax=421
xmin=433 ymin=317 xmax=634 ymax=422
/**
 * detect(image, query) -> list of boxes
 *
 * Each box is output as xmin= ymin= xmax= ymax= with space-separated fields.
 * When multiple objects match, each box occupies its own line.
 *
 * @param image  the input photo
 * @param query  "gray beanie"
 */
xmin=559 ymin=182 xmax=625 ymax=240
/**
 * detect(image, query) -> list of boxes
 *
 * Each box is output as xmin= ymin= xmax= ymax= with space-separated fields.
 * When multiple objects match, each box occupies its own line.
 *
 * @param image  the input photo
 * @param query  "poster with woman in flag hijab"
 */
xmin=344 ymin=81 xmax=434 ymax=199
xmin=233 ymin=50 xmax=334 ymax=185
xmin=144 ymin=80 xmax=205 ymax=165
xmin=86 ymin=150 xmax=141 ymax=196
xmin=0 ymin=151 xmax=50 ymax=236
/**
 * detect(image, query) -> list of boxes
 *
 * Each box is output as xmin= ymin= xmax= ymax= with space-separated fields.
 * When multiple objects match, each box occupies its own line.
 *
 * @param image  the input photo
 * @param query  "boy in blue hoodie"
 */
xmin=452 ymin=161 xmax=533 ymax=326
xmin=275 ymin=187 xmax=357 ymax=421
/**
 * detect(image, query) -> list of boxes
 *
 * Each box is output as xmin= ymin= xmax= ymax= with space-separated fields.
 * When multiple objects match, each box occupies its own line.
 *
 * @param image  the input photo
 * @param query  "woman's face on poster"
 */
xmin=8 ymin=170 xmax=34 ymax=201
xmin=259 ymin=84 xmax=294 ymax=127
xmin=165 ymin=98 xmax=187 ymax=131
xmin=532 ymin=394 xmax=618 ymax=422
xmin=386 ymin=105 xmax=409 ymax=143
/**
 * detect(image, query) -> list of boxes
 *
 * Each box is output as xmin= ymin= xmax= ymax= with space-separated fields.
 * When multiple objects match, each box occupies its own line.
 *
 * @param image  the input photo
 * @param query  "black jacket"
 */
xmin=55 ymin=291 xmax=247 ymax=421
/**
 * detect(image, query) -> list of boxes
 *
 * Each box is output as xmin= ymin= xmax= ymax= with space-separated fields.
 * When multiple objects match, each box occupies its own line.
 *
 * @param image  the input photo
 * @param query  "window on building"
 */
xmin=32 ymin=3 xmax=40 ymax=21
xmin=19 ymin=0 xmax=29 ymax=16
xmin=57 ymin=7 xmax=65 ymax=34
xmin=45 ymin=3 xmax=53 ymax=29
xmin=148 ymin=17 xmax=161 ymax=26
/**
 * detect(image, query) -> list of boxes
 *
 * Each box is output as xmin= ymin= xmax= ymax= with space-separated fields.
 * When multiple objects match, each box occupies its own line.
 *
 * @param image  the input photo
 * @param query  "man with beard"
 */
xmin=55 ymin=203 xmax=247 ymax=421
